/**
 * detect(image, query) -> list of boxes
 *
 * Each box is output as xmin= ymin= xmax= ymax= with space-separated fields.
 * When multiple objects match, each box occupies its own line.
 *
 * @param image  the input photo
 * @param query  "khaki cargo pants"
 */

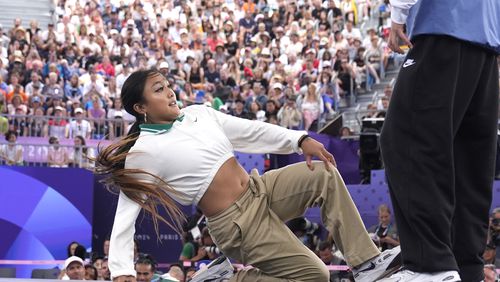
xmin=206 ymin=161 xmax=380 ymax=282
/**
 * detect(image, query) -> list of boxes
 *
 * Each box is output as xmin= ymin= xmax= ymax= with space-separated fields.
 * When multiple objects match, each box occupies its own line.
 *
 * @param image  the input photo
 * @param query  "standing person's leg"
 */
xmin=380 ymin=35 xmax=457 ymax=272
xmin=380 ymin=35 xmax=489 ymax=274
xmin=255 ymin=162 xmax=380 ymax=267
xmin=451 ymin=49 xmax=499 ymax=281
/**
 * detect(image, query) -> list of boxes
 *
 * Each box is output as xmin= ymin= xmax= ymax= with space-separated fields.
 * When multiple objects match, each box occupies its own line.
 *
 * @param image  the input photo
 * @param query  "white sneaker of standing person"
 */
xmin=188 ymin=256 xmax=234 ymax=282
xmin=377 ymin=269 xmax=461 ymax=282
xmin=353 ymin=246 xmax=402 ymax=282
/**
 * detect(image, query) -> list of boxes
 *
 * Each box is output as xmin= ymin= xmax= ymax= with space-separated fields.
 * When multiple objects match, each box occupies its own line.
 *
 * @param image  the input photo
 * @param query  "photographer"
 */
xmin=367 ymin=205 xmax=399 ymax=251
xmin=190 ymin=227 xmax=221 ymax=262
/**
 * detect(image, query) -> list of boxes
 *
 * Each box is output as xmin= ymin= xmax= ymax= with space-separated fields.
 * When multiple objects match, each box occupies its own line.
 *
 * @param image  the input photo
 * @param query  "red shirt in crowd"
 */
xmin=96 ymin=63 xmax=115 ymax=77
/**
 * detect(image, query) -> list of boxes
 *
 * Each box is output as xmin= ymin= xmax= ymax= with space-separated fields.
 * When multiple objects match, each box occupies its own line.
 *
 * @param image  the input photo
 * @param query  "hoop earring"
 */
xmin=144 ymin=113 xmax=148 ymax=123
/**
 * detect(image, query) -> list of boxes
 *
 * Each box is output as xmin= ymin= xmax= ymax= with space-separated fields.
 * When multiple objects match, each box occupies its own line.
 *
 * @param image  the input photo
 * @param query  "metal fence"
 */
xmin=1 ymin=114 xmax=133 ymax=141
xmin=341 ymin=108 xmax=382 ymax=134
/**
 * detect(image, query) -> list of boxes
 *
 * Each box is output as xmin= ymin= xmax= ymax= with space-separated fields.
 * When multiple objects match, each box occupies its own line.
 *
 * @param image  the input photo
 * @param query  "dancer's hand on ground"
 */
xmin=113 ymin=276 xmax=136 ymax=282
xmin=300 ymin=137 xmax=337 ymax=170
xmin=389 ymin=22 xmax=413 ymax=54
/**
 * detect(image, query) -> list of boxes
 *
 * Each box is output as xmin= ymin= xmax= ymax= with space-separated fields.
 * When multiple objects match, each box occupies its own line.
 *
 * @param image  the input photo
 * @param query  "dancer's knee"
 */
xmin=309 ymin=264 xmax=330 ymax=282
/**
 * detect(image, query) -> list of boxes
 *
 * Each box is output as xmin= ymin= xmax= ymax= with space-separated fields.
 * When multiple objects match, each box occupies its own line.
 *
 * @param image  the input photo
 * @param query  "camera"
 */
xmin=204 ymin=246 xmax=221 ymax=255
xmin=287 ymin=217 xmax=319 ymax=235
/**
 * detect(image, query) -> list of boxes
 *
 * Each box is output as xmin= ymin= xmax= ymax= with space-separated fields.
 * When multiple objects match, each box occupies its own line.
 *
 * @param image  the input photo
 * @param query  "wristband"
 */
xmin=298 ymin=134 xmax=310 ymax=148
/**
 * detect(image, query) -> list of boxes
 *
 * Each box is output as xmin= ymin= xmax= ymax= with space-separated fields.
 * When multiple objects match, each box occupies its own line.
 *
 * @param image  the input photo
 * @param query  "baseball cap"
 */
xmin=64 ymin=256 xmax=84 ymax=269
xmin=322 ymin=61 xmax=332 ymax=68
xmin=32 ymin=96 xmax=41 ymax=103
xmin=273 ymin=83 xmax=283 ymax=90
xmin=127 ymin=19 xmax=135 ymax=26
xmin=55 ymin=106 xmax=64 ymax=112
xmin=179 ymin=28 xmax=188 ymax=35
xmin=159 ymin=61 xmax=169 ymax=69
xmin=74 ymin=108 xmax=84 ymax=114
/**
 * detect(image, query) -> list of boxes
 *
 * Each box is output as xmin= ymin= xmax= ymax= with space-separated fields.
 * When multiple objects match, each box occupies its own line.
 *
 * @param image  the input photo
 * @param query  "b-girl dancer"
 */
xmin=96 ymin=69 xmax=400 ymax=282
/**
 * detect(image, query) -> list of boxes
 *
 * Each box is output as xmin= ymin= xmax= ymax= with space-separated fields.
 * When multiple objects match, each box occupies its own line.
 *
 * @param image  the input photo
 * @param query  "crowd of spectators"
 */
xmin=0 ymin=0 xmax=397 ymax=153
xmin=48 ymin=203 xmax=500 ymax=281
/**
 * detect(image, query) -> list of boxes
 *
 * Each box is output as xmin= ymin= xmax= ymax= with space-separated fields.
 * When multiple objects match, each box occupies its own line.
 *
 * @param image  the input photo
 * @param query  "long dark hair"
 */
xmin=75 ymin=135 xmax=87 ymax=154
xmin=67 ymin=241 xmax=79 ymax=257
xmin=94 ymin=69 xmax=185 ymax=235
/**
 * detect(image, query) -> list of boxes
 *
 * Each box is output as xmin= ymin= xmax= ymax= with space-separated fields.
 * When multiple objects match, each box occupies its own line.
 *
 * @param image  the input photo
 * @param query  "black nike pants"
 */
xmin=380 ymin=35 xmax=499 ymax=282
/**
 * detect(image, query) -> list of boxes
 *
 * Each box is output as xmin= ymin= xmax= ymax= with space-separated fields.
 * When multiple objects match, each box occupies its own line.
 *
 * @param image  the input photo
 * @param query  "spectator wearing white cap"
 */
xmin=63 ymin=256 xmax=85 ymax=280
xmin=271 ymin=82 xmax=286 ymax=106
xmin=47 ymin=106 xmax=68 ymax=139
xmin=80 ymin=30 xmax=102 ymax=56
xmin=120 ymin=19 xmax=140 ymax=40
xmin=158 ymin=61 xmax=170 ymax=77
xmin=67 ymin=108 xmax=91 ymax=139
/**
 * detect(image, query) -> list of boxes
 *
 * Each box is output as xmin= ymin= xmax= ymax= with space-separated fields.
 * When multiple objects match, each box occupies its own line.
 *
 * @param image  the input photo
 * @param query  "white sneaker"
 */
xmin=189 ymin=256 xmax=234 ymax=282
xmin=353 ymin=246 xmax=402 ymax=282
xmin=377 ymin=269 xmax=461 ymax=282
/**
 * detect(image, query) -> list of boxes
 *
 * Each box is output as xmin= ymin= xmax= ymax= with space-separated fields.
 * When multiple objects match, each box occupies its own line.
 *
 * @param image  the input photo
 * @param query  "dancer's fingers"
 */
xmin=305 ymin=154 xmax=314 ymax=170
xmin=318 ymin=152 xmax=331 ymax=171
xmin=322 ymin=148 xmax=337 ymax=167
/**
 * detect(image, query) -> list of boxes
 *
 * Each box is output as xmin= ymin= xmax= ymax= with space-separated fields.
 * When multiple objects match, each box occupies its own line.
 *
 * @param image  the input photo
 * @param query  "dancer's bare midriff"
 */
xmin=198 ymin=157 xmax=250 ymax=217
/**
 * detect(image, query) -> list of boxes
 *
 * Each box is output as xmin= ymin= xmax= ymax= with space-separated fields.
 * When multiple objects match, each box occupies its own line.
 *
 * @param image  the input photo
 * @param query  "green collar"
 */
xmin=139 ymin=114 xmax=185 ymax=134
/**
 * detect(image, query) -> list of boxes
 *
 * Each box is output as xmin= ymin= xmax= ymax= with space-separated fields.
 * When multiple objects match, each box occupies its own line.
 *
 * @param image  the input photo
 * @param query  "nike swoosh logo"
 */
xmin=194 ymin=117 xmax=198 ymax=122
xmin=403 ymin=60 xmax=416 ymax=68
